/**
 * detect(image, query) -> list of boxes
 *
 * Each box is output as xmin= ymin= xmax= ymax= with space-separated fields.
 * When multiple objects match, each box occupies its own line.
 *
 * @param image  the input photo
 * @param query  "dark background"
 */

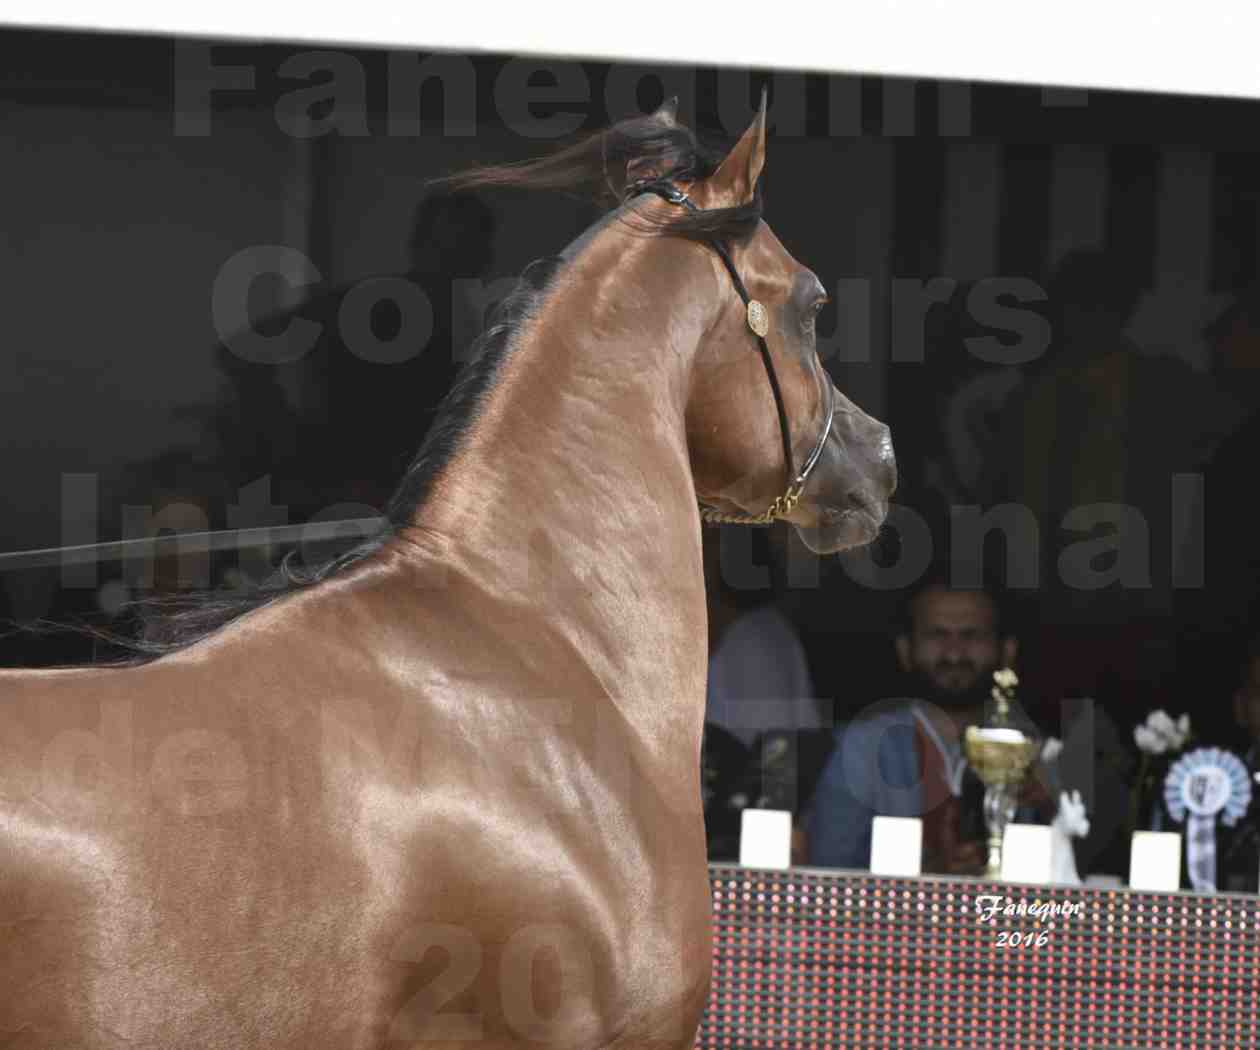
xmin=3 ymin=28 xmax=1259 ymax=764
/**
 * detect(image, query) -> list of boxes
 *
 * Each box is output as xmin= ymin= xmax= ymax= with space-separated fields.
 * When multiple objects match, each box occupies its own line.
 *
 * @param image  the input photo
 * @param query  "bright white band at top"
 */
xmin=3 ymin=0 xmax=1260 ymax=102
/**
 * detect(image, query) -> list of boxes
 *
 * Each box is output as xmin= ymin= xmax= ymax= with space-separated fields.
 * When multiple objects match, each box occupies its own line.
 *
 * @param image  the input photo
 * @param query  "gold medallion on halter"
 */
xmin=746 ymin=299 xmax=770 ymax=338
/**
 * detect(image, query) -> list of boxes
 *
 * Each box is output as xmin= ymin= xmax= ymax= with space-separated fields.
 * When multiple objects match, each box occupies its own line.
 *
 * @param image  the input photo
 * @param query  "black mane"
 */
xmin=430 ymin=108 xmax=763 ymax=244
xmin=382 ymin=255 xmax=564 ymax=525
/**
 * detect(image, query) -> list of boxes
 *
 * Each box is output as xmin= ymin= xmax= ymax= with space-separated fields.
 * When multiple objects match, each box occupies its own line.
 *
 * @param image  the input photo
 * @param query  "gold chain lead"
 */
xmin=698 ymin=484 xmax=803 ymax=526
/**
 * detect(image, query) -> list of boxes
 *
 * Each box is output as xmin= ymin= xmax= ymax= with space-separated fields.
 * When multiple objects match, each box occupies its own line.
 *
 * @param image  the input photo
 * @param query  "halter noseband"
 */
xmin=625 ymin=179 xmax=835 ymax=526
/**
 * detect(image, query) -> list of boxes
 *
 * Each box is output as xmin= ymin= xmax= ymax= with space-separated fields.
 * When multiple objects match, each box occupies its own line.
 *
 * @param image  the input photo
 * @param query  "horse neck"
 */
xmin=395 ymin=227 xmax=713 ymax=690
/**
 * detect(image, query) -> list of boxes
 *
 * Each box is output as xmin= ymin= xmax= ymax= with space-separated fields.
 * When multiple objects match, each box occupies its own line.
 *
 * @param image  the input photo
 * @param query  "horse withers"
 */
xmin=0 ymin=95 xmax=894 ymax=1049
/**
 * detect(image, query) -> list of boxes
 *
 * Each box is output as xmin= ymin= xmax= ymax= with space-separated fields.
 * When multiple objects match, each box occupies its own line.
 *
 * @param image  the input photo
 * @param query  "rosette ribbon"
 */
xmin=1163 ymin=747 xmax=1253 ymax=892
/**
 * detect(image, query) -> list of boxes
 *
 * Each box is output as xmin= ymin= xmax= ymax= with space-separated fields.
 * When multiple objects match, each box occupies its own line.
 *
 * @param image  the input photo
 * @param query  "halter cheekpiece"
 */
xmin=624 ymin=179 xmax=835 ymax=526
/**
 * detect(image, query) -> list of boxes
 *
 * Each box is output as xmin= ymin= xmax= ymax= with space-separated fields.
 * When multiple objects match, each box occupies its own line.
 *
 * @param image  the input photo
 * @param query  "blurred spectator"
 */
xmin=1231 ymin=631 xmax=1260 ymax=764
xmin=807 ymin=568 xmax=1053 ymax=874
xmin=196 ymin=188 xmax=499 ymax=524
xmin=703 ymin=528 xmax=822 ymax=749
xmin=2 ymin=191 xmax=503 ymax=664
xmin=1175 ymin=279 xmax=1260 ymax=732
xmin=1050 ymin=695 xmax=1134 ymax=877
xmin=979 ymin=249 xmax=1240 ymax=624
xmin=1219 ymin=630 xmax=1260 ymax=892
xmin=914 ymin=281 xmax=1024 ymax=522
xmin=702 ymin=527 xmax=823 ymax=864
xmin=700 ymin=721 xmax=753 ymax=862
xmin=83 ymin=189 xmax=501 ymax=628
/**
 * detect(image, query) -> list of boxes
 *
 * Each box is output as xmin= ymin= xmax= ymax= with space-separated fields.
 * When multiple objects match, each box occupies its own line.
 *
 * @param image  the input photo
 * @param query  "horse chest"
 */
xmin=360 ymin=724 xmax=713 ymax=1049
xmin=378 ymin=857 xmax=713 ymax=1050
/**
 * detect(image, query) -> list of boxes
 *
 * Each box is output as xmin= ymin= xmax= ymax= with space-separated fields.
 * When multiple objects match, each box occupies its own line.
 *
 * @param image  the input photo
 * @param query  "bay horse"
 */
xmin=0 ymin=96 xmax=894 ymax=1049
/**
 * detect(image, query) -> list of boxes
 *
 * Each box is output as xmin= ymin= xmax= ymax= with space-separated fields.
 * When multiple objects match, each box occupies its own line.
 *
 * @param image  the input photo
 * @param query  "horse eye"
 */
xmin=801 ymin=298 xmax=826 ymax=332
xmin=801 ymin=294 xmax=831 ymax=320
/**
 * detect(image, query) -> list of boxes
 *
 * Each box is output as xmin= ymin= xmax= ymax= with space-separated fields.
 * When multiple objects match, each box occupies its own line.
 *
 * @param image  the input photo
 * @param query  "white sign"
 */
xmin=869 ymin=816 xmax=922 ymax=877
xmin=1000 ymin=824 xmax=1054 ymax=885
xmin=1129 ymin=831 xmax=1182 ymax=892
xmin=739 ymin=808 xmax=792 ymax=871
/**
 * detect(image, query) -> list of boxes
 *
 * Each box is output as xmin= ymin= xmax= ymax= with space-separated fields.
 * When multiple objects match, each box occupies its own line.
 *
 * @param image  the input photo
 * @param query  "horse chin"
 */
xmin=793 ymin=504 xmax=885 ymax=555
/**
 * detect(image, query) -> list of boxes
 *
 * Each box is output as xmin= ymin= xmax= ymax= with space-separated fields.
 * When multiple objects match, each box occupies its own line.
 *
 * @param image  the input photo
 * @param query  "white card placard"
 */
xmin=1129 ymin=831 xmax=1182 ymax=892
xmin=869 ymin=816 xmax=922 ymax=877
xmin=739 ymin=808 xmax=793 ymax=870
xmin=1000 ymin=823 xmax=1054 ymax=884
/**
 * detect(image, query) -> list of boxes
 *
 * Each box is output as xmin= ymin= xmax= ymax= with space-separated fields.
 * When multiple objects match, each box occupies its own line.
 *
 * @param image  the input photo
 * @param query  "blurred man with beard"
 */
xmin=807 ymin=571 xmax=1048 ymax=874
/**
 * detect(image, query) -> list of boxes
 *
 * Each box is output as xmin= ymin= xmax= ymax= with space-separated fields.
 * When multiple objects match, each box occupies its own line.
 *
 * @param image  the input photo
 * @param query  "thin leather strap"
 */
xmin=626 ymin=180 xmax=796 ymax=482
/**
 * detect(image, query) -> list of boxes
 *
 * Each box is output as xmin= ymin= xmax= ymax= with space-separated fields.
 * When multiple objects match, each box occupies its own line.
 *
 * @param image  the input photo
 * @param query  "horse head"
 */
xmin=649 ymin=96 xmax=897 ymax=554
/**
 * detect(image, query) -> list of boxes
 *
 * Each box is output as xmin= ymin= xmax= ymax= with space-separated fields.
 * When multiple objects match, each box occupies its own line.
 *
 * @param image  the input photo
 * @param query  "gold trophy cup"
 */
xmin=963 ymin=669 xmax=1039 ymax=879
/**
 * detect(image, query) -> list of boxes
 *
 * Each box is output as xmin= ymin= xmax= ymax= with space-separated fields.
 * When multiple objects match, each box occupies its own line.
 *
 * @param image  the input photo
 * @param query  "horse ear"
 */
xmin=709 ymin=87 xmax=768 ymax=204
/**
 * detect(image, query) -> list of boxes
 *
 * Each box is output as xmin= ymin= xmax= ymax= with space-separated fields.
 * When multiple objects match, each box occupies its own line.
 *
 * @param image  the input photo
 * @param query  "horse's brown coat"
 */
xmin=0 ymin=102 xmax=894 ymax=1048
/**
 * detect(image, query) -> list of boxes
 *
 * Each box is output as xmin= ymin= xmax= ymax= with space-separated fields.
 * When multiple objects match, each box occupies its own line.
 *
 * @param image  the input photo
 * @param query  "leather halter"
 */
xmin=625 ymin=179 xmax=835 ymax=525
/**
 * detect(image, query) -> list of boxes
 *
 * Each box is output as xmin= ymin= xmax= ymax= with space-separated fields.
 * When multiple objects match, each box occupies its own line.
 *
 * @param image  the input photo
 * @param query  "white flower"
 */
xmin=1147 ymin=710 xmax=1177 ymax=741
xmin=993 ymin=668 xmax=1019 ymax=690
xmin=1041 ymin=737 xmax=1063 ymax=763
xmin=1134 ymin=724 xmax=1168 ymax=755
xmin=1140 ymin=710 xmax=1192 ymax=753
xmin=1175 ymin=714 xmax=1192 ymax=748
